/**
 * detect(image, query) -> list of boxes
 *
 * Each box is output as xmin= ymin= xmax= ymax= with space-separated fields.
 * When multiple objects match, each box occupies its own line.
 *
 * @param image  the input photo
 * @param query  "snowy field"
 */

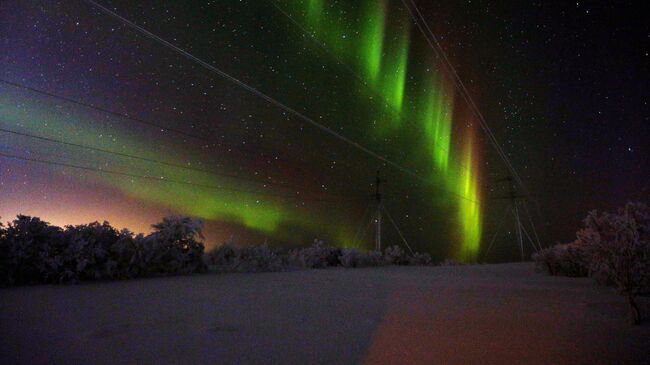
xmin=1 ymin=263 xmax=648 ymax=365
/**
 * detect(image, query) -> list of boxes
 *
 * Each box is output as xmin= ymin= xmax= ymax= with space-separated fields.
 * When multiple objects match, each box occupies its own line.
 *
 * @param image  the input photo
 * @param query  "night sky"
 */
xmin=0 ymin=0 xmax=647 ymax=261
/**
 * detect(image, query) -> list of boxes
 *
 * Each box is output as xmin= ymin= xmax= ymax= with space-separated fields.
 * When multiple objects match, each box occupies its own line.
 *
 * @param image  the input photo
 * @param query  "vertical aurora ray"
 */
xmin=358 ymin=0 xmax=385 ymax=86
xmin=305 ymin=0 xmax=323 ymax=28
xmin=380 ymin=26 xmax=409 ymax=114
xmin=1 ymin=1 xmax=489 ymax=257
xmin=284 ymin=0 xmax=483 ymax=258
xmin=417 ymin=74 xmax=481 ymax=262
xmin=456 ymin=131 xmax=482 ymax=261
xmin=421 ymin=75 xmax=452 ymax=175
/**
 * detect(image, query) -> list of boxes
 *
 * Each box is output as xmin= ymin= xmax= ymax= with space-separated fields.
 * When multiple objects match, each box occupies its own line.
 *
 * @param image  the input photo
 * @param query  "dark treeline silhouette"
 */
xmin=0 ymin=215 xmax=206 ymax=286
xmin=0 ymin=215 xmax=434 ymax=287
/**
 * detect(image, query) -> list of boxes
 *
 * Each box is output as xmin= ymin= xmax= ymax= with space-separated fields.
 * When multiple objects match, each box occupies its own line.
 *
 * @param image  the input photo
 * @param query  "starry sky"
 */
xmin=0 ymin=0 xmax=647 ymax=261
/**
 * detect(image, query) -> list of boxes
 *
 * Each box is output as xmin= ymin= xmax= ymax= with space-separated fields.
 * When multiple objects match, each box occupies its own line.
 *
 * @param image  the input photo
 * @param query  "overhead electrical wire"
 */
xmin=267 ymin=0 xmax=461 ymax=168
xmin=0 ymin=151 xmax=366 ymax=203
xmin=0 ymin=77 xmax=370 ymax=196
xmin=81 ymin=0 xmax=450 ymax=192
xmin=400 ymin=0 xmax=528 ymax=194
xmin=0 ymin=78 xmax=207 ymax=143
xmin=400 ymin=0 xmax=551 ymax=248
xmin=82 ymin=0 xmax=482 ymax=205
xmin=0 ymin=78 xmax=317 ymax=160
xmin=0 ymin=126 xmax=360 ymax=197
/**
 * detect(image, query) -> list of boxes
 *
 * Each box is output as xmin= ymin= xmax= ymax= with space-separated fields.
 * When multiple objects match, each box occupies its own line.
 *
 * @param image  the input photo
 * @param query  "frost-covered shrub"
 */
xmin=532 ymin=242 xmax=589 ymax=277
xmin=292 ymin=239 xmax=342 ymax=268
xmin=206 ymin=242 xmax=238 ymax=271
xmin=0 ymin=220 xmax=6 ymax=283
xmin=339 ymin=246 xmax=432 ymax=268
xmin=383 ymin=245 xmax=408 ymax=265
xmin=532 ymin=247 xmax=556 ymax=274
xmin=579 ymin=203 xmax=650 ymax=324
xmin=1 ymin=215 xmax=208 ymax=285
xmin=537 ymin=202 xmax=650 ymax=324
xmin=108 ymin=230 xmax=140 ymax=279
xmin=0 ymin=215 xmax=62 ymax=285
xmin=408 ymin=252 xmax=433 ymax=266
xmin=233 ymin=245 xmax=284 ymax=272
xmin=206 ymin=243 xmax=285 ymax=273
xmin=55 ymin=222 xmax=125 ymax=282
xmin=339 ymin=248 xmax=364 ymax=268
xmin=363 ymin=250 xmax=384 ymax=266
xmin=138 ymin=216 xmax=206 ymax=275
xmin=339 ymin=248 xmax=386 ymax=268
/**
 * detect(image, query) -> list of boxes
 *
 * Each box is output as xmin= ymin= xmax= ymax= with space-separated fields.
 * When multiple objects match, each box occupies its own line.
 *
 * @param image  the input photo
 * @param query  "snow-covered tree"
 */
xmin=0 ymin=215 xmax=62 ymax=285
xmin=383 ymin=245 xmax=407 ymax=265
xmin=535 ymin=202 xmax=650 ymax=324
xmin=206 ymin=242 xmax=285 ymax=273
xmin=291 ymin=239 xmax=342 ymax=268
xmin=142 ymin=216 xmax=207 ymax=275
xmin=580 ymin=203 xmax=650 ymax=324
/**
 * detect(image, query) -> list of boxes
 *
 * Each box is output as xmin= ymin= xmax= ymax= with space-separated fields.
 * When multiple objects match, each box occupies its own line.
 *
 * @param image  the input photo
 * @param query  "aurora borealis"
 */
xmin=1 ymin=0 xmax=647 ymax=262
xmin=275 ymin=0 xmax=483 ymax=258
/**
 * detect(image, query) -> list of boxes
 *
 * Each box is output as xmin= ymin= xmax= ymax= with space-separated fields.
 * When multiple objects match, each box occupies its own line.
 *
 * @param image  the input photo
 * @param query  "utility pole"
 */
xmin=506 ymin=176 xmax=525 ymax=261
xmin=374 ymin=170 xmax=383 ymax=252
xmin=491 ymin=176 xmax=536 ymax=261
xmin=354 ymin=170 xmax=414 ymax=255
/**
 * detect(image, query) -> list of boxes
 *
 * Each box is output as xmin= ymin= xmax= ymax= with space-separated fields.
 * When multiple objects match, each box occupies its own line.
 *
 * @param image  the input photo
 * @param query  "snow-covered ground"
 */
xmin=1 ymin=263 xmax=648 ymax=365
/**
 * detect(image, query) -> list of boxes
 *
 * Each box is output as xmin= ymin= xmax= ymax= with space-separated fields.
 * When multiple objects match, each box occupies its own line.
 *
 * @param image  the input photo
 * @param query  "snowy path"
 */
xmin=1 ymin=263 xmax=648 ymax=364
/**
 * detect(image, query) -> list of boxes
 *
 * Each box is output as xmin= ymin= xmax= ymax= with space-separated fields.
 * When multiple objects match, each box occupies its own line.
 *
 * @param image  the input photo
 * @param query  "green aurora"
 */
xmin=286 ymin=0 xmax=483 ymax=260
xmin=0 ymin=94 xmax=360 ymax=245
xmin=1 ymin=0 xmax=484 ymax=260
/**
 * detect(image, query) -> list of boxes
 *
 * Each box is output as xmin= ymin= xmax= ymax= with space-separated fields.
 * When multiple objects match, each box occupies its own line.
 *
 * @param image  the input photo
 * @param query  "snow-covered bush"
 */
xmin=291 ymin=239 xmax=342 ymax=268
xmin=383 ymin=245 xmax=408 ymax=265
xmin=205 ymin=242 xmax=238 ymax=271
xmin=537 ymin=202 xmax=650 ymax=324
xmin=408 ymin=252 xmax=433 ymax=266
xmin=579 ymin=203 xmax=650 ymax=324
xmin=55 ymin=222 xmax=126 ymax=282
xmin=364 ymin=250 xmax=384 ymax=266
xmin=532 ymin=242 xmax=589 ymax=277
xmin=206 ymin=243 xmax=285 ymax=273
xmin=0 ymin=215 xmax=62 ymax=285
xmin=0 ymin=215 xmax=207 ymax=286
xmin=108 ymin=230 xmax=140 ymax=279
xmin=0 ymin=220 xmax=5 ymax=283
xmin=339 ymin=246 xmax=431 ymax=268
xmin=339 ymin=248 xmax=386 ymax=268
xmin=139 ymin=216 xmax=206 ymax=275
xmin=339 ymin=248 xmax=363 ymax=268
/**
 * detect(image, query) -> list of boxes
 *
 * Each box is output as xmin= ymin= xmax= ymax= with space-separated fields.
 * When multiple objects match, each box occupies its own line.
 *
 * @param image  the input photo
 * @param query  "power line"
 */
xmin=81 ymin=0 xmax=441 ymax=191
xmin=267 ymin=1 xmax=396 ymax=112
xmin=0 ymin=126 xmax=355 ymax=196
xmin=0 ymin=78 xmax=208 ymax=143
xmin=404 ymin=0 xmax=549 ymax=234
xmin=382 ymin=204 xmax=415 ymax=255
xmin=400 ymin=0 xmax=528 ymax=194
xmin=266 ymin=0 xmax=498 ymax=200
xmin=268 ymin=0 xmax=459 ymax=166
xmin=0 ymin=77 xmax=370 ymax=195
xmin=0 ymin=77 xmax=302 ymax=160
xmin=0 ymin=151 xmax=363 ymax=203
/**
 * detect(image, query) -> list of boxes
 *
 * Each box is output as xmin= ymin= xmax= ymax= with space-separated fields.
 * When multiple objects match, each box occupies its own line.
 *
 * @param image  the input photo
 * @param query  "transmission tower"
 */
xmin=354 ymin=171 xmax=414 ymax=254
xmin=374 ymin=170 xmax=383 ymax=251
xmin=487 ymin=176 xmax=541 ymax=261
